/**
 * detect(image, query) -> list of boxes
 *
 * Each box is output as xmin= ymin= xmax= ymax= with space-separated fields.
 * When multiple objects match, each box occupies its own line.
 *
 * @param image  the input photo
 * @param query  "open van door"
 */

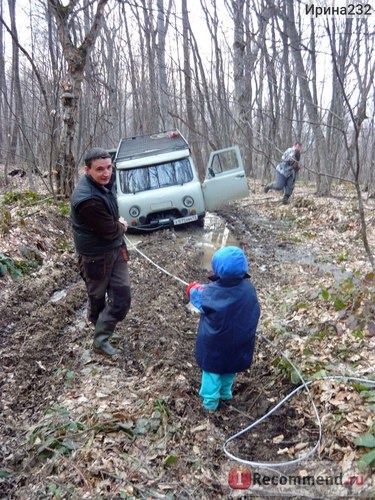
xmin=202 ymin=146 xmax=249 ymax=211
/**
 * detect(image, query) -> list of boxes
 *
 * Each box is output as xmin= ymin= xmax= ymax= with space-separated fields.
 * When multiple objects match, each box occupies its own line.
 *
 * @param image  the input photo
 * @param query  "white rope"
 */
xmin=124 ymin=234 xmax=375 ymax=467
xmin=124 ymin=235 xmax=188 ymax=286
xmin=222 ymin=333 xmax=322 ymax=468
xmin=224 ymin=332 xmax=375 ymax=467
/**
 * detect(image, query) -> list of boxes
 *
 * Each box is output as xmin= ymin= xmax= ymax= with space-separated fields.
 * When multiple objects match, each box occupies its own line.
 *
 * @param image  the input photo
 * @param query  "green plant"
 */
xmin=0 ymin=253 xmax=40 ymax=279
xmin=290 ymin=234 xmax=303 ymax=243
xmin=164 ymin=455 xmax=178 ymax=466
xmin=321 ymin=288 xmax=348 ymax=311
xmin=352 ymin=329 xmax=364 ymax=339
xmin=272 ymin=356 xmax=301 ymax=384
xmin=359 ymin=389 xmax=375 ymax=403
xmin=337 ymin=251 xmax=349 ymax=262
xmin=302 ymin=230 xmax=317 ymax=239
xmin=153 ymin=398 xmax=170 ymax=417
xmin=320 ymin=276 xmax=375 ymax=336
xmin=58 ymin=240 xmax=74 ymax=253
xmin=2 ymin=191 xmax=40 ymax=205
xmin=54 ymin=368 xmax=75 ymax=386
xmin=25 ymin=404 xmax=140 ymax=471
xmin=306 ymin=328 xmax=331 ymax=344
xmin=57 ymin=201 xmax=70 ymax=217
xmin=354 ymin=433 xmax=375 ymax=469
xmin=48 ymin=483 xmax=63 ymax=498
xmin=0 ymin=207 xmax=11 ymax=234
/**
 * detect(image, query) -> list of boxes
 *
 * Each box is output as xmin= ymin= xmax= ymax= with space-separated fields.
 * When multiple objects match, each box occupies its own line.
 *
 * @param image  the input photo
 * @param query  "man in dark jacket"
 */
xmin=71 ymin=148 xmax=131 ymax=356
xmin=186 ymin=246 xmax=260 ymax=411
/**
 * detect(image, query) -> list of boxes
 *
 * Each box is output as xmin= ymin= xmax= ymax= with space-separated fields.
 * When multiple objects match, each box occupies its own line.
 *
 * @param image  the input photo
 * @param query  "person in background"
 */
xmin=70 ymin=148 xmax=131 ymax=356
xmin=186 ymin=246 xmax=260 ymax=411
xmin=264 ymin=142 xmax=302 ymax=204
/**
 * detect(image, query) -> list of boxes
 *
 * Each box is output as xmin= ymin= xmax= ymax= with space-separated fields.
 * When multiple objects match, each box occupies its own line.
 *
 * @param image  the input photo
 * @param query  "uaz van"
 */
xmin=114 ymin=130 xmax=248 ymax=231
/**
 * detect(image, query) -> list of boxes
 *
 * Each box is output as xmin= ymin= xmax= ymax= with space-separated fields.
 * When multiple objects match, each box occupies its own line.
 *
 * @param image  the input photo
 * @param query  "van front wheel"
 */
xmin=195 ymin=217 xmax=205 ymax=228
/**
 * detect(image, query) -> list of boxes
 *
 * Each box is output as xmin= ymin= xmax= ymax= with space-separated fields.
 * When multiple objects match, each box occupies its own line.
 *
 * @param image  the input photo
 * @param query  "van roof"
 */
xmin=116 ymin=130 xmax=189 ymax=162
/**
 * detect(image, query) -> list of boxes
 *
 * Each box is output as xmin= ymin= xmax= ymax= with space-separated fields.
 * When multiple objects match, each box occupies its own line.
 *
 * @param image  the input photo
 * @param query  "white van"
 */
xmin=114 ymin=130 xmax=248 ymax=231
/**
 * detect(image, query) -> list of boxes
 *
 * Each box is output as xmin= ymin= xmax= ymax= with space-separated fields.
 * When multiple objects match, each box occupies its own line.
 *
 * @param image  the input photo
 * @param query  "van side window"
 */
xmin=210 ymin=149 xmax=238 ymax=174
xmin=118 ymin=158 xmax=194 ymax=194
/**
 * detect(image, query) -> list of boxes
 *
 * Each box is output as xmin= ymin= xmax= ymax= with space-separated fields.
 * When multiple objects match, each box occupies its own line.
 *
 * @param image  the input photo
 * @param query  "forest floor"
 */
xmin=0 ymin=178 xmax=374 ymax=499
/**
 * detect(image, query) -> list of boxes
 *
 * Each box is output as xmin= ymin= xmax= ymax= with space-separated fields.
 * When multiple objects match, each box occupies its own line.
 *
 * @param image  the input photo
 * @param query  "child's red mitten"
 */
xmin=186 ymin=281 xmax=199 ymax=298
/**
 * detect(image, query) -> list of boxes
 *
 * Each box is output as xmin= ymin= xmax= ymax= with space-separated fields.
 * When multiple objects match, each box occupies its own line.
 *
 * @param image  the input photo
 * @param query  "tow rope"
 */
xmin=124 ymin=234 xmax=375 ymax=468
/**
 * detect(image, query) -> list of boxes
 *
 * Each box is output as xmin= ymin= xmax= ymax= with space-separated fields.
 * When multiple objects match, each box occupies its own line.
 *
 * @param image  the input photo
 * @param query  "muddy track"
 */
xmin=1 ymin=205 xmax=319 ymax=497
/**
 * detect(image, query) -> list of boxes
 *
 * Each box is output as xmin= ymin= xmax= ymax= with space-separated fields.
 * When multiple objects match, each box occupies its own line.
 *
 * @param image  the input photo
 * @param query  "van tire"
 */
xmin=196 ymin=217 xmax=205 ymax=228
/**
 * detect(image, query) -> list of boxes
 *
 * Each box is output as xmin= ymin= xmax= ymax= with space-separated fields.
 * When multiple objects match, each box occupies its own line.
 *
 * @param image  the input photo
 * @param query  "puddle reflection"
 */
xmin=124 ymin=212 xmax=238 ymax=272
xmin=49 ymin=290 xmax=67 ymax=303
xmin=200 ymin=212 xmax=239 ymax=270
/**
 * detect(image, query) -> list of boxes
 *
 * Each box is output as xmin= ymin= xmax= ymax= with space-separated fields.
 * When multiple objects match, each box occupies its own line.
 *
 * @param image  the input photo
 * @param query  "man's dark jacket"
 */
xmin=71 ymin=174 xmax=123 ymax=256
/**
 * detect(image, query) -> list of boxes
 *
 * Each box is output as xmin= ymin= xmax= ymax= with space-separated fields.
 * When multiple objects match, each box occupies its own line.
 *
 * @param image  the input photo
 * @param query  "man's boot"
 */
xmin=93 ymin=320 xmax=120 ymax=356
xmin=282 ymin=194 xmax=290 ymax=205
xmin=264 ymin=184 xmax=271 ymax=193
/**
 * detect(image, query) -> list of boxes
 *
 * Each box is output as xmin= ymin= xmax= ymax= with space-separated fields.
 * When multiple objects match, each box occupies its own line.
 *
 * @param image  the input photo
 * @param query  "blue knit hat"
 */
xmin=211 ymin=246 xmax=249 ymax=277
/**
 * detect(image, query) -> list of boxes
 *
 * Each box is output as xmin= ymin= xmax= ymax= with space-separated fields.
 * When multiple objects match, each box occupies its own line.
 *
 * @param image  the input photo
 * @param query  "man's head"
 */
xmin=84 ymin=148 xmax=112 ymax=186
xmin=294 ymin=142 xmax=302 ymax=161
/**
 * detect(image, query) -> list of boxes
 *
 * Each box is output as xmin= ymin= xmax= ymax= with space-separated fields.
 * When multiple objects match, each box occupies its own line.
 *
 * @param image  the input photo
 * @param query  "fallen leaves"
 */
xmin=1 ymin=183 xmax=375 ymax=498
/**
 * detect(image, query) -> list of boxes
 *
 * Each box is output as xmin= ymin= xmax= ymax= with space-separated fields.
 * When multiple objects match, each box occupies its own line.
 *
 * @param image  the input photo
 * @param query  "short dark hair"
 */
xmin=294 ymin=141 xmax=302 ymax=146
xmin=84 ymin=147 xmax=111 ymax=167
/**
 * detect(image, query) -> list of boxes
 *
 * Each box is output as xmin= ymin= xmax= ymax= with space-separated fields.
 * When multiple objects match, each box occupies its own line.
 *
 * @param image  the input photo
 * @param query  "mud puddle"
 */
xmin=198 ymin=212 xmax=239 ymax=270
xmin=125 ymin=212 xmax=239 ymax=273
xmin=275 ymin=245 xmax=353 ymax=283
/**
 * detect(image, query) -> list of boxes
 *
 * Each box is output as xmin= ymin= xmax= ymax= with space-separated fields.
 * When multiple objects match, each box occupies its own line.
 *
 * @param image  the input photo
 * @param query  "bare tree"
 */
xmin=281 ymin=0 xmax=332 ymax=195
xmin=0 ymin=0 xmax=374 ymax=203
xmin=47 ymin=0 xmax=109 ymax=197
xmin=6 ymin=0 xmax=30 ymax=177
xmin=0 ymin=0 xmax=7 ymax=168
xmin=231 ymin=0 xmax=253 ymax=174
xmin=327 ymin=17 xmax=375 ymax=270
xmin=325 ymin=18 xmax=350 ymax=183
xmin=138 ymin=0 xmax=159 ymax=132
xmin=200 ymin=0 xmax=231 ymax=146
xmin=181 ymin=0 xmax=205 ymax=175
xmin=156 ymin=0 xmax=173 ymax=130
xmin=119 ymin=1 xmax=143 ymax=135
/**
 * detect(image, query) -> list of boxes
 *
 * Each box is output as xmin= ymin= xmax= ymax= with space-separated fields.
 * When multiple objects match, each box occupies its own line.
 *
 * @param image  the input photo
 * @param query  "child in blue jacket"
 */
xmin=186 ymin=246 xmax=260 ymax=411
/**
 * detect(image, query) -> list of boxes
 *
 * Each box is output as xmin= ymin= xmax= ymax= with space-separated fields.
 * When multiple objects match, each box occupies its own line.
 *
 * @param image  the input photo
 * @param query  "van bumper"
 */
xmin=128 ymin=213 xmax=205 ymax=232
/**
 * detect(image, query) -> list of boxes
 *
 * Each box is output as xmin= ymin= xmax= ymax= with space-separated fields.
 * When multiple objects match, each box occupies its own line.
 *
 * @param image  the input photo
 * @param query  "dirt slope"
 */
xmin=0 ymin=184 xmax=374 ymax=498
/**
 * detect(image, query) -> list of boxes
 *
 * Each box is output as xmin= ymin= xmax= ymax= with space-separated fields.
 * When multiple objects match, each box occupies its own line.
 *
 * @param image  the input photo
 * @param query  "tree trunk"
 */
xmin=157 ymin=0 xmax=172 ymax=130
xmin=232 ymin=0 xmax=254 ymax=174
xmin=0 ymin=0 xmax=7 ymax=170
xmin=181 ymin=0 xmax=205 ymax=176
xmin=284 ymin=0 xmax=331 ymax=195
xmin=48 ymin=0 xmax=109 ymax=197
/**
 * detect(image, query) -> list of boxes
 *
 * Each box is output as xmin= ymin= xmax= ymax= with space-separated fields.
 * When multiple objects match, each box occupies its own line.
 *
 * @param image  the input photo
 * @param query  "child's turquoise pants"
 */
xmin=199 ymin=371 xmax=236 ymax=411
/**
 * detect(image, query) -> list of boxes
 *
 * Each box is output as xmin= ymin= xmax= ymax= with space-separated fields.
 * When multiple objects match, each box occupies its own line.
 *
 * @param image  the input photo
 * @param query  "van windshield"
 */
xmin=118 ymin=158 xmax=194 ymax=194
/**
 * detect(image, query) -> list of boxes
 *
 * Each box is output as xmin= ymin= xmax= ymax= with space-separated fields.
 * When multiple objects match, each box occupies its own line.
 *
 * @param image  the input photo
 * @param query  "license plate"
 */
xmin=173 ymin=214 xmax=198 ymax=225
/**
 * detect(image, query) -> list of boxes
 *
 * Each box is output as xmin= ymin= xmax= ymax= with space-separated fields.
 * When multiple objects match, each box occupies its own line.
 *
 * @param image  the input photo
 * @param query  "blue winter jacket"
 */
xmin=190 ymin=246 xmax=260 ymax=374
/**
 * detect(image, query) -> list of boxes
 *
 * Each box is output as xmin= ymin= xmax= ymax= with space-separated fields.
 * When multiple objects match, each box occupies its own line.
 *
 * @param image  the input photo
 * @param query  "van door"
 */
xmin=202 ymin=146 xmax=249 ymax=211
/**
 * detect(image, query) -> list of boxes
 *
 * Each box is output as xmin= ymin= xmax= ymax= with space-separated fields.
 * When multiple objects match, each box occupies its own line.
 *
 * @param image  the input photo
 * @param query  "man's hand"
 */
xmin=293 ymin=161 xmax=301 ymax=171
xmin=119 ymin=216 xmax=128 ymax=231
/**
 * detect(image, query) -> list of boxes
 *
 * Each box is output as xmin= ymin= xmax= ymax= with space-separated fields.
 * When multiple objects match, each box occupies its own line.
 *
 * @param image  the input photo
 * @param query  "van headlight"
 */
xmin=183 ymin=195 xmax=194 ymax=207
xmin=129 ymin=205 xmax=140 ymax=217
